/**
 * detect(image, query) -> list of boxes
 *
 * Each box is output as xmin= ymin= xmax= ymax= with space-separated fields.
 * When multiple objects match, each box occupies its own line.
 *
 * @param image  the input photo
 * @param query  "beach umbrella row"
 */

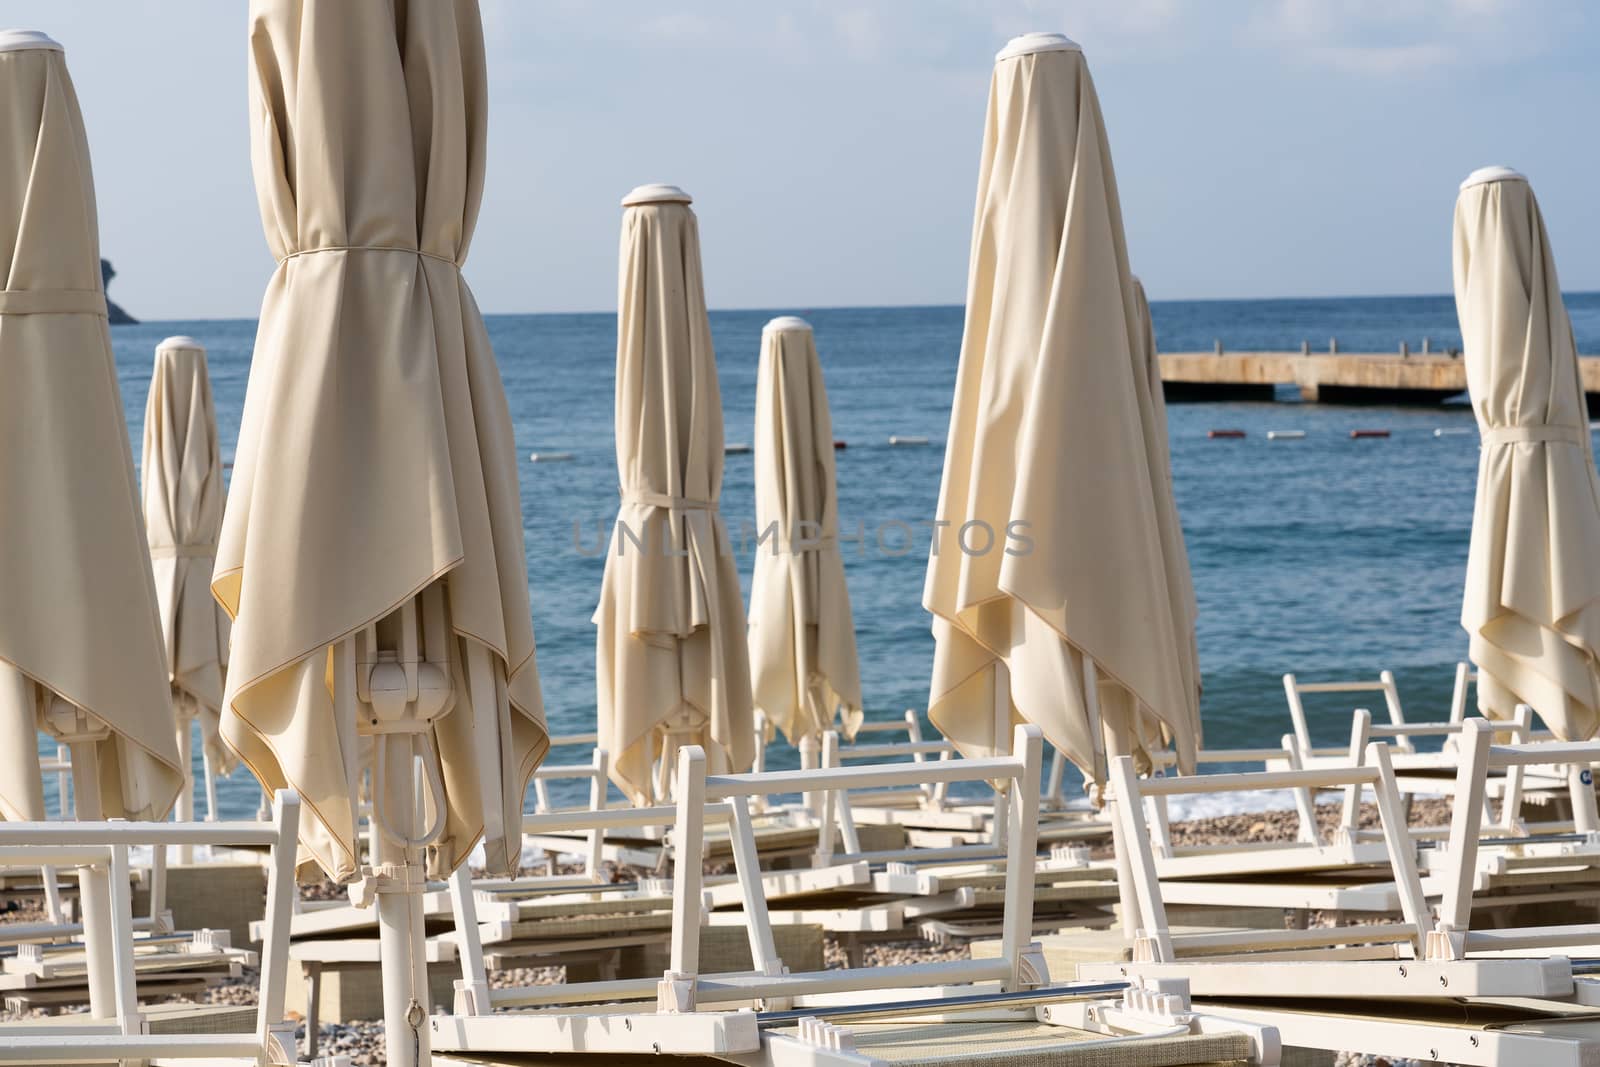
xmin=3 ymin=9 xmax=1597 ymax=1062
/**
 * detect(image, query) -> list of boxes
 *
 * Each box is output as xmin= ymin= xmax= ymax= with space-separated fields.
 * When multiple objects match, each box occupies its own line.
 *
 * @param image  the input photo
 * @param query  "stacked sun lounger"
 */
xmin=0 ymin=847 xmax=259 ymax=1016
xmin=0 ymin=791 xmax=338 ymax=1066
xmin=1069 ymin=722 xmax=1600 ymax=1065
xmin=429 ymin=725 xmax=1282 ymax=1067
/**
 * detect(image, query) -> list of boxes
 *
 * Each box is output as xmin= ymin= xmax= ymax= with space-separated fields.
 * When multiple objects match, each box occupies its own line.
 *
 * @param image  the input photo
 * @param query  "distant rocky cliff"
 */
xmin=101 ymin=258 xmax=135 ymax=325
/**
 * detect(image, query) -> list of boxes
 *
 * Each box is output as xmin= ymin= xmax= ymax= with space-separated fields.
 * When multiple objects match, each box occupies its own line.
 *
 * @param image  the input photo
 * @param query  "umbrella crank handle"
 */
xmin=365 ymin=651 xmax=451 ymax=849
xmin=372 ymin=734 xmax=448 ymax=850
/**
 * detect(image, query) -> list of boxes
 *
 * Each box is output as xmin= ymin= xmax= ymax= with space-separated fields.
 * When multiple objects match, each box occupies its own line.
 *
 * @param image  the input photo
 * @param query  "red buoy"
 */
xmin=834 ymin=440 xmax=847 ymax=450
xmin=1208 ymin=429 xmax=1246 ymax=439
xmin=1349 ymin=429 xmax=1390 ymax=439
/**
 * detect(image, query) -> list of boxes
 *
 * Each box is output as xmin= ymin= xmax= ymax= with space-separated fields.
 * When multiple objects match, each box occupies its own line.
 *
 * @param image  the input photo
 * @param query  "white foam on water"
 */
xmin=125 ymin=843 xmax=257 ymax=867
xmin=466 ymin=838 xmax=586 ymax=873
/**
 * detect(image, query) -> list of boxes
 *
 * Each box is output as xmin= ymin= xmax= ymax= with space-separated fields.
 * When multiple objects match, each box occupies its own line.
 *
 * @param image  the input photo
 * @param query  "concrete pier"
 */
xmin=1160 ymin=351 xmax=1600 ymax=406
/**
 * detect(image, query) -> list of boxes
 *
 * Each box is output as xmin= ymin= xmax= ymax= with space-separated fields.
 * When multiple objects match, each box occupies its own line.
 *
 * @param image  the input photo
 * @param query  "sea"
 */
xmin=84 ymin=292 xmax=1600 ymax=820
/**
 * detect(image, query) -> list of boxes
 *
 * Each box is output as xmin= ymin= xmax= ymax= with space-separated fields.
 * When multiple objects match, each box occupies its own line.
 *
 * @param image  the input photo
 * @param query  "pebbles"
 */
xmin=312 ymin=1020 xmax=387 ymax=1064
xmin=491 ymin=965 xmax=562 ymax=989
xmin=0 ymin=899 xmax=48 ymax=925
xmin=1164 ymin=798 xmax=1454 ymax=849
xmin=825 ymin=937 xmax=968 ymax=969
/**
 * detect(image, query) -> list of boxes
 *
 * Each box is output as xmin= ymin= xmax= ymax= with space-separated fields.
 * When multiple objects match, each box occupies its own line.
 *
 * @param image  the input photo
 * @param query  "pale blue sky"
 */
xmin=5 ymin=0 xmax=1596 ymax=320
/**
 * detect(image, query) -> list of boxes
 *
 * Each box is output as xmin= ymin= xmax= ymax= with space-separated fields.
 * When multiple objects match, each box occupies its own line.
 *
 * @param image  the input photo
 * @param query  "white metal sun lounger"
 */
xmin=432 ymin=726 xmax=1280 ymax=1066
xmin=1281 ymin=664 xmax=1585 ymax=794
xmin=440 ymin=727 xmax=1046 ymax=1024
xmin=0 ymin=791 xmax=328 ymax=1066
xmin=1141 ymin=722 xmax=1600 ymax=1066
xmin=1339 ymin=702 xmax=1600 ymax=861
xmin=1281 ymin=669 xmax=1425 ymax=765
xmin=1082 ymin=728 xmax=1600 ymax=1004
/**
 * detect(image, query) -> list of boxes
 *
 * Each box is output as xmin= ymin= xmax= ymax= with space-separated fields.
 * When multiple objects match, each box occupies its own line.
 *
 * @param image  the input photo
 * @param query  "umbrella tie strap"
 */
xmin=1481 ymin=425 xmax=1588 ymax=447
xmin=364 ymin=718 xmax=435 ymax=736
xmin=0 ymin=288 xmax=106 ymax=316
xmin=769 ymin=534 xmax=837 ymax=554
xmin=147 ymin=543 xmax=218 ymax=560
xmin=621 ymin=489 xmax=717 ymax=511
xmin=276 ymin=244 xmax=460 ymax=269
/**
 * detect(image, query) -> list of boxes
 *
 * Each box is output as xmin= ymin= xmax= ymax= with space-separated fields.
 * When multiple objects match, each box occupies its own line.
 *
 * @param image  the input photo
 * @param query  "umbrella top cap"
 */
xmin=0 ymin=30 xmax=62 ymax=53
xmin=996 ymin=32 xmax=1081 ymax=62
xmin=763 ymin=316 xmax=812 ymax=336
xmin=157 ymin=335 xmax=203 ymax=352
xmin=622 ymin=184 xmax=692 ymax=207
xmin=1460 ymin=166 xmax=1526 ymax=191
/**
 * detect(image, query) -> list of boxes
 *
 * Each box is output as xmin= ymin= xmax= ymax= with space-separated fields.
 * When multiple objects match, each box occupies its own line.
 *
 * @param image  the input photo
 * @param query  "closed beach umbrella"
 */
xmin=142 ymin=336 xmax=236 ymax=814
xmin=0 ymin=29 xmax=183 ymax=1019
xmin=217 ymin=0 xmax=548 ymax=889
xmin=1455 ymin=166 xmax=1600 ymax=739
xmin=748 ymin=316 xmax=863 ymax=747
xmin=0 ymin=30 xmax=182 ymax=824
xmin=924 ymin=33 xmax=1195 ymax=780
xmin=595 ymin=185 xmax=754 ymax=804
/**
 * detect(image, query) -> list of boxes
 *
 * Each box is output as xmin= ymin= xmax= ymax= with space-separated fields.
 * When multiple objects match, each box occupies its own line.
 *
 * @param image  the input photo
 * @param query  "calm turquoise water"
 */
xmin=91 ymin=293 xmax=1600 ymax=816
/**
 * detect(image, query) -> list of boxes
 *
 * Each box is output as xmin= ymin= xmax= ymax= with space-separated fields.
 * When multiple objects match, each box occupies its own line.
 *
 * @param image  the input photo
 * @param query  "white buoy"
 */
xmin=1266 ymin=430 xmax=1306 ymax=440
xmin=725 ymin=443 xmax=751 ymax=455
xmin=888 ymin=435 xmax=929 ymax=446
xmin=528 ymin=452 xmax=574 ymax=462
xmin=1432 ymin=428 xmax=1473 ymax=438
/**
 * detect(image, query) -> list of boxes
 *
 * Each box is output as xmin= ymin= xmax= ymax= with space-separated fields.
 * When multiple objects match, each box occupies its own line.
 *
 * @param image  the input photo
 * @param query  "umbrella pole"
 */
xmin=174 ymin=702 xmax=195 ymax=864
xmin=1089 ymin=660 xmax=1142 ymax=941
xmin=656 ymin=706 xmax=698 ymax=803
xmin=346 ymin=617 xmax=443 ymax=1067
xmin=1045 ymin=749 xmax=1067 ymax=810
xmin=991 ymin=667 xmax=1011 ymax=845
xmin=373 ymin=813 xmax=430 ymax=1067
xmin=798 ymin=732 xmax=821 ymax=818
xmin=202 ymin=747 xmax=220 ymax=821
xmin=59 ymin=709 xmax=116 ymax=1018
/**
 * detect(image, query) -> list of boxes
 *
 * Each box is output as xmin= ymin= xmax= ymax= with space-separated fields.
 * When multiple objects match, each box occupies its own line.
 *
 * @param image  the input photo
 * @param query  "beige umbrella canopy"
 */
xmin=1107 ymin=277 xmax=1202 ymax=760
xmin=142 ymin=336 xmax=234 ymax=776
xmin=0 ymin=30 xmax=182 ymax=824
xmin=217 ymin=0 xmax=548 ymax=882
xmin=595 ymin=184 xmax=754 ymax=804
xmin=924 ymin=33 xmax=1195 ymax=782
xmin=1455 ymin=166 xmax=1600 ymax=739
xmin=748 ymin=317 xmax=864 ymax=745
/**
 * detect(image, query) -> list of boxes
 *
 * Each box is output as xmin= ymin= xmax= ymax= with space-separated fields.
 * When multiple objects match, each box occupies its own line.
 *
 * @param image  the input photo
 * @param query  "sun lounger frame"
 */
xmin=1282 ymin=670 xmax=1412 ymax=760
xmin=1087 ymin=727 xmax=1600 ymax=1001
xmin=0 ymin=791 xmax=303 ymax=1065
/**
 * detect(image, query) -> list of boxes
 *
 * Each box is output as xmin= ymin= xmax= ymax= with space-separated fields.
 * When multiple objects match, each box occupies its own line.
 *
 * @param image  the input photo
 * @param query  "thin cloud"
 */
xmin=1245 ymin=0 xmax=1559 ymax=75
xmin=1304 ymin=41 xmax=1457 ymax=77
